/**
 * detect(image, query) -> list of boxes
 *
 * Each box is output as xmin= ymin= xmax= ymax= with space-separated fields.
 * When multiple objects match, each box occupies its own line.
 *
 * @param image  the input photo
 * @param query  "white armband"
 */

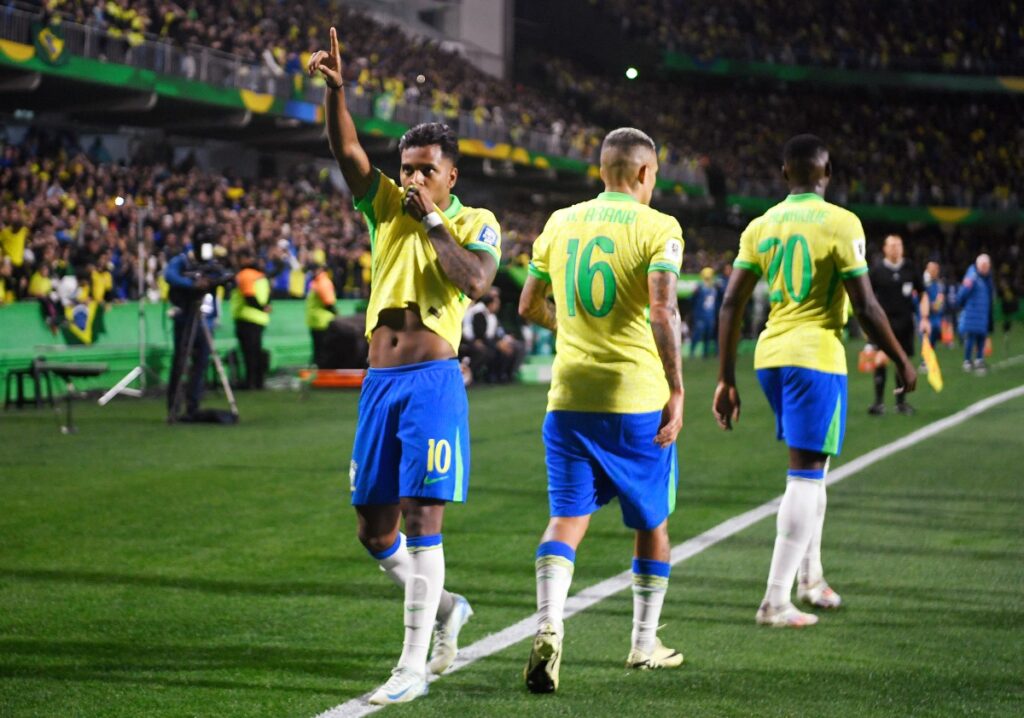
xmin=422 ymin=211 xmax=444 ymax=230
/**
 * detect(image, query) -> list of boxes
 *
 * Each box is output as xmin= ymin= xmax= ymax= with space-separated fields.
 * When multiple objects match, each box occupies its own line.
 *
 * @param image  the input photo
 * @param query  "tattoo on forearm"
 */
xmin=532 ymin=297 xmax=557 ymax=332
xmin=649 ymin=272 xmax=683 ymax=392
xmin=427 ymin=226 xmax=488 ymax=298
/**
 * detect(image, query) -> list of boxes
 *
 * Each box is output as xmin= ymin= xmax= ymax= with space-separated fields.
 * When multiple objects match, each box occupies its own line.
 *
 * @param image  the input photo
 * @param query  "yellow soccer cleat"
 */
xmin=626 ymin=638 xmax=684 ymax=670
xmin=524 ymin=623 xmax=562 ymax=693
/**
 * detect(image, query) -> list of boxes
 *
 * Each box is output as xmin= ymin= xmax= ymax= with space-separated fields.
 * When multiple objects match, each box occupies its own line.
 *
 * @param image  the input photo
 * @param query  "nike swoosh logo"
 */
xmin=424 ymin=474 xmax=449 ymax=485
xmin=386 ymin=685 xmax=413 ymax=701
xmin=406 ymin=605 xmax=425 ymax=612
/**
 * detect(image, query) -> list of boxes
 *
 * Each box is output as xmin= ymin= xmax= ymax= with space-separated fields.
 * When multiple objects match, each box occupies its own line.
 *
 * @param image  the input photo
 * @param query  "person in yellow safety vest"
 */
xmin=306 ymin=259 xmax=338 ymax=367
xmin=231 ymin=248 xmax=271 ymax=389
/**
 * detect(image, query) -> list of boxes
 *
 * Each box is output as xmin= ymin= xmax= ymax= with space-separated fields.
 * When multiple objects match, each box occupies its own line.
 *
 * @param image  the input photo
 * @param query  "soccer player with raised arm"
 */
xmin=308 ymin=29 xmax=501 ymax=705
xmin=714 ymin=135 xmax=917 ymax=627
xmin=518 ymin=128 xmax=686 ymax=692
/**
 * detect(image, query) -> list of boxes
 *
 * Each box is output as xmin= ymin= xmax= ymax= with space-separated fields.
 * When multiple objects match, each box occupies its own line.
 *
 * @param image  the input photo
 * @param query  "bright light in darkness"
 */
xmin=625 ymin=67 xmax=639 ymax=80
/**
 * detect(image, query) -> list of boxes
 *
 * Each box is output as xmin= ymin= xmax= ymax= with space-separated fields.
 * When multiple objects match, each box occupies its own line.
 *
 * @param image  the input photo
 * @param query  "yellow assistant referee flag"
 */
xmin=921 ymin=333 xmax=943 ymax=392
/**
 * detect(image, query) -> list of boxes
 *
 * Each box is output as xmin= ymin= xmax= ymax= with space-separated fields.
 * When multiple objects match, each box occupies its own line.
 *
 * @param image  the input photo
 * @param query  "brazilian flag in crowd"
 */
xmin=33 ymin=20 xmax=68 ymax=66
xmin=61 ymin=300 xmax=106 ymax=345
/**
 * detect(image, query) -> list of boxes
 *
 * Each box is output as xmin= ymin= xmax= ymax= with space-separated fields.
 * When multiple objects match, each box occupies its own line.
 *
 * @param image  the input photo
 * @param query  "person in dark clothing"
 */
xmin=231 ymin=248 xmax=271 ymax=389
xmin=867 ymin=234 xmax=930 ymax=416
xmin=164 ymin=248 xmax=215 ymax=418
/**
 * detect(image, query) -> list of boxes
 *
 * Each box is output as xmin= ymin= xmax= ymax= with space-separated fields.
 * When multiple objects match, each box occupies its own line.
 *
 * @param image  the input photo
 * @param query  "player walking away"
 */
xmin=714 ymin=135 xmax=916 ymax=628
xmin=867 ymin=235 xmax=930 ymax=416
xmin=309 ymin=28 xmax=502 ymax=706
xmin=518 ymin=128 xmax=686 ymax=692
xmin=957 ymin=253 xmax=994 ymax=374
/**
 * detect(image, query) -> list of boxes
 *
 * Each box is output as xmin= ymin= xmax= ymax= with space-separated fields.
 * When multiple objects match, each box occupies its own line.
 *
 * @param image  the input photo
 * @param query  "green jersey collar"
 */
xmin=597 ymin=191 xmax=639 ymax=203
xmin=442 ymin=194 xmax=463 ymax=219
xmin=785 ymin=192 xmax=823 ymax=203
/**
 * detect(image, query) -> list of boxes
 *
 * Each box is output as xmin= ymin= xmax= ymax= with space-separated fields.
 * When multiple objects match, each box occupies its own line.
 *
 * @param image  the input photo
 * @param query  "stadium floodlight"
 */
xmin=114 ymin=196 xmax=125 ymax=206
xmin=625 ymin=67 xmax=639 ymax=80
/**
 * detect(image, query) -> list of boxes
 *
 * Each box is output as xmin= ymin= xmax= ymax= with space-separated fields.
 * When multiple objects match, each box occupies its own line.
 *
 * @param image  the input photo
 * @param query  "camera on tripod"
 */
xmin=183 ymin=227 xmax=235 ymax=290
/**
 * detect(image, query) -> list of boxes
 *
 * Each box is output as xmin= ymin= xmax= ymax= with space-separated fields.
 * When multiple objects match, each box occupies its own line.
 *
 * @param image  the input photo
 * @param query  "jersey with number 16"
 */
xmin=734 ymin=192 xmax=868 ymax=375
xmin=528 ymin=191 xmax=684 ymax=414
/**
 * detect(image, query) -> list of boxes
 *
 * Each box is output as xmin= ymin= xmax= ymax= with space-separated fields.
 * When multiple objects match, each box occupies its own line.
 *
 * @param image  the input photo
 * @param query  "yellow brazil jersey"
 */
xmin=734 ymin=193 xmax=868 ymax=375
xmin=354 ymin=168 xmax=501 ymax=354
xmin=529 ymin=191 xmax=684 ymax=414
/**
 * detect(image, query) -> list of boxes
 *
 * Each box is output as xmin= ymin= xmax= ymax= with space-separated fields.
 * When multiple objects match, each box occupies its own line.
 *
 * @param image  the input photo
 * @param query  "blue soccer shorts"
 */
xmin=756 ymin=366 xmax=848 ymax=457
xmin=543 ymin=410 xmax=678 ymax=531
xmin=349 ymin=358 xmax=469 ymax=505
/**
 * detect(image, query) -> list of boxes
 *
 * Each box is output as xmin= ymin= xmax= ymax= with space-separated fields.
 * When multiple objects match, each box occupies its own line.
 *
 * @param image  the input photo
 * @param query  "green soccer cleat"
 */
xmin=626 ymin=638 xmax=684 ymax=670
xmin=428 ymin=593 xmax=474 ymax=675
xmin=755 ymin=600 xmax=819 ymax=628
xmin=367 ymin=666 xmax=429 ymax=706
xmin=524 ymin=623 xmax=562 ymax=694
xmin=797 ymin=579 xmax=843 ymax=609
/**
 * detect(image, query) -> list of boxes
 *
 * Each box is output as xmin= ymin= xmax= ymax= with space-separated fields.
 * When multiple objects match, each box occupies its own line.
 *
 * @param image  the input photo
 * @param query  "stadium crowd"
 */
xmin=594 ymin=0 xmax=1024 ymax=74
xmin=23 ymin=1 xmax=1021 ymax=209
xmin=2 ymin=127 xmax=1021 ymax=311
xmin=534 ymin=54 xmax=1024 ymax=209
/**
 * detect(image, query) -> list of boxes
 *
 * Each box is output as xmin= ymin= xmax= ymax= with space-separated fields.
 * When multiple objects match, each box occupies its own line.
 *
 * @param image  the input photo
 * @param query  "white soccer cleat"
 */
xmin=366 ymin=666 xmax=429 ymax=705
xmin=524 ymin=623 xmax=562 ymax=693
xmin=755 ymin=600 xmax=819 ymax=628
xmin=797 ymin=579 xmax=843 ymax=609
xmin=428 ymin=593 xmax=474 ymax=675
xmin=626 ymin=637 xmax=684 ymax=670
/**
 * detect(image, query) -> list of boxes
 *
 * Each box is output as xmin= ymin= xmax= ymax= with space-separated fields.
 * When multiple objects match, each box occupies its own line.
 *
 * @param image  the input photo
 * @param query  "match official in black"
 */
xmin=868 ymin=234 xmax=929 ymax=415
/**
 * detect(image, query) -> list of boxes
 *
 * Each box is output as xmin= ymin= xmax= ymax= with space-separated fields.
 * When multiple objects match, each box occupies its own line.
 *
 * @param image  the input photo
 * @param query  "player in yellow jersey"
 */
xmin=518 ymin=128 xmax=686 ymax=692
xmin=714 ymin=135 xmax=916 ymax=628
xmin=308 ymin=28 xmax=500 ymax=704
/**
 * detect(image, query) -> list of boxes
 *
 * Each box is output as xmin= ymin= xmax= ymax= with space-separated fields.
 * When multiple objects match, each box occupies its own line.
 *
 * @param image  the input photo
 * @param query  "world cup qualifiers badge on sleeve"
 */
xmin=478 ymin=225 xmax=499 ymax=247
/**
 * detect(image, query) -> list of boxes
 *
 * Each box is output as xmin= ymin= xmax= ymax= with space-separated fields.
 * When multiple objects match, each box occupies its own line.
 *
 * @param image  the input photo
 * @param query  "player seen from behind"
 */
xmin=519 ymin=127 xmax=686 ymax=693
xmin=309 ymin=27 xmax=502 ymax=706
xmin=714 ymin=134 xmax=916 ymax=628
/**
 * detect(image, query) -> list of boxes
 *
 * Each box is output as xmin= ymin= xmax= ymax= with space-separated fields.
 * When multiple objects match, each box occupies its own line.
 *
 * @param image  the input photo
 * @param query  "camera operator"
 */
xmin=231 ymin=248 xmax=271 ymax=389
xmin=164 ymin=232 xmax=222 ymax=419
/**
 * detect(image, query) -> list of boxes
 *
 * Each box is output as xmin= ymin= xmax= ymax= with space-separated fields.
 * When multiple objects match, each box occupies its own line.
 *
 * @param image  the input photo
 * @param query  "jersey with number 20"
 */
xmin=734 ymin=193 xmax=868 ymax=375
xmin=529 ymin=191 xmax=684 ymax=414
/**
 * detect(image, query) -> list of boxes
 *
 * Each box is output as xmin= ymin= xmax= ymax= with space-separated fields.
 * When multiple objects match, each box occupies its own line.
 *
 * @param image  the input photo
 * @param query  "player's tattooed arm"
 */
xmin=425 ymin=225 xmax=497 ymax=300
xmin=518 ymin=275 xmax=557 ymax=332
xmin=403 ymin=186 xmax=496 ymax=300
xmin=649 ymin=269 xmax=684 ymax=446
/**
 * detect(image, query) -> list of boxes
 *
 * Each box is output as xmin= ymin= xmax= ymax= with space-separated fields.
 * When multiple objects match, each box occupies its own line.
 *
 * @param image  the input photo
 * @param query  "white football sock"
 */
xmin=800 ymin=482 xmax=828 ymax=587
xmin=764 ymin=477 xmax=819 ymax=608
xmin=396 ymin=539 xmax=445 ymax=673
xmin=376 ymin=533 xmax=455 ymax=619
xmin=535 ymin=555 xmax=574 ymax=637
xmin=631 ymin=559 xmax=670 ymax=654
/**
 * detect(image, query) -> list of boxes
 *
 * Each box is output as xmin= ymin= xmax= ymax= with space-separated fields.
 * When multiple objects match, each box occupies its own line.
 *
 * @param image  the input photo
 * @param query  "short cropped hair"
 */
xmin=782 ymin=134 xmax=828 ymax=165
xmin=602 ymin=127 xmax=657 ymax=156
xmin=399 ymin=122 xmax=460 ymax=164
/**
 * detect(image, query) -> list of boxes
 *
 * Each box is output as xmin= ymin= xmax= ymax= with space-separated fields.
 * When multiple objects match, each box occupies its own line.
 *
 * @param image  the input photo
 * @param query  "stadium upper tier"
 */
xmin=591 ymin=0 xmax=1024 ymax=75
xmin=5 ymin=0 xmax=1021 ymax=209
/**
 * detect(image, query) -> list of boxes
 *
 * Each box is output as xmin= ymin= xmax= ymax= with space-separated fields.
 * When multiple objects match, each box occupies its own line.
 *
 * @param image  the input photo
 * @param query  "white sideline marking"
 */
xmin=315 ymin=384 xmax=1024 ymax=718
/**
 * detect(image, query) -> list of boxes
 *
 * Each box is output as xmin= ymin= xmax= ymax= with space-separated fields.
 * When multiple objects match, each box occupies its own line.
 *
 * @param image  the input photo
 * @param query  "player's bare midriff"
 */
xmin=369 ymin=305 xmax=455 ymax=368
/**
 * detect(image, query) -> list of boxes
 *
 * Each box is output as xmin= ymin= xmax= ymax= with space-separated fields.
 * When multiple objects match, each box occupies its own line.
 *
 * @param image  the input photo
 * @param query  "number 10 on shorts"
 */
xmin=427 ymin=438 xmax=452 ymax=474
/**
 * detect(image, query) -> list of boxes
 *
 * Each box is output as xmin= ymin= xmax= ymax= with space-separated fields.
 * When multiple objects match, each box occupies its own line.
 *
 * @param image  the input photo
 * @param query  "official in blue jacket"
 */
xmin=957 ymin=254 xmax=993 ymax=372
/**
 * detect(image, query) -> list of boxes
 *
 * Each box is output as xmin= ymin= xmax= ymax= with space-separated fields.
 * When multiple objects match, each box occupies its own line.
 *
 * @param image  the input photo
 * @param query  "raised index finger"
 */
xmin=330 ymin=27 xmax=339 ymax=56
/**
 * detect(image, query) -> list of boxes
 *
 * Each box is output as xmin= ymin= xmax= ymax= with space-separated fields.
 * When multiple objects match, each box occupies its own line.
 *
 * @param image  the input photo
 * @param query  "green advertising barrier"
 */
xmin=663 ymin=52 xmax=1024 ymax=95
xmin=1 ymin=38 xmax=1020 ymax=227
xmin=0 ymin=298 xmax=367 ymax=394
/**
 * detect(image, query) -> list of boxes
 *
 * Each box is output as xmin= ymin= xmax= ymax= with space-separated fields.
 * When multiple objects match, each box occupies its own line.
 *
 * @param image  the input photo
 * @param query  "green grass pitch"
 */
xmin=1 ymin=345 xmax=1022 ymax=717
